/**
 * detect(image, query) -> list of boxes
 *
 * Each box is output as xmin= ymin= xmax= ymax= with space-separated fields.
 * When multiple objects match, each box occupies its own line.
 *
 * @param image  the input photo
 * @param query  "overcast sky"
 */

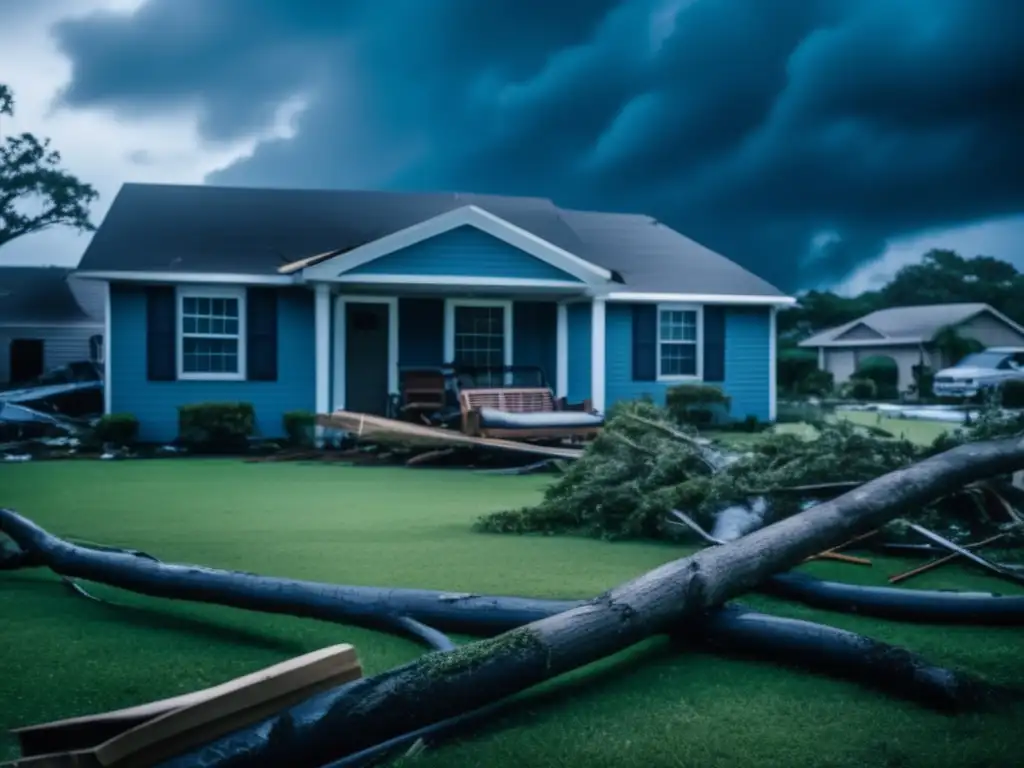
xmin=1 ymin=0 xmax=1022 ymax=294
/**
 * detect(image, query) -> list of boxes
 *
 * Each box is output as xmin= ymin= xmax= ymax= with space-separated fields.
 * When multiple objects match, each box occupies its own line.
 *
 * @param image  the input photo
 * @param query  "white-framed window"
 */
xmin=656 ymin=303 xmax=703 ymax=380
xmin=444 ymin=299 xmax=512 ymax=386
xmin=176 ymin=286 xmax=247 ymax=380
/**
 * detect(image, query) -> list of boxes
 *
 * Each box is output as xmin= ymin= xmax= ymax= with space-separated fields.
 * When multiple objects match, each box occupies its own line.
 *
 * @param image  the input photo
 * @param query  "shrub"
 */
xmin=178 ymin=402 xmax=255 ymax=453
xmin=911 ymin=364 xmax=935 ymax=399
xmin=1000 ymin=379 xmax=1024 ymax=409
xmin=776 ymin=347 xmax=818 ymax=394
xmin=93 ymin=413 xmax=139 ymax=446
xmin=843 ymin=377 xmax=877 ymax=401
xmin=283 ymin=410 xmax=316 ymax=447
xmin=797 ymin=368 xmax=834 ymax=397
xmin=665 ymin=383 xmax=730 ymax=427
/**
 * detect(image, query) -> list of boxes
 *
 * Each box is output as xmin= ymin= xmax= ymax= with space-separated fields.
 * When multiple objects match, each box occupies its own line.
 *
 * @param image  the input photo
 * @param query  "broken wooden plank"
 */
xmin=907 ymin=523 xmax=1024 ymax=586
xmin=9 ymin=645 xmax=361 ymax=763
xmin=889 ymin=533 xmax=1008 ymax=585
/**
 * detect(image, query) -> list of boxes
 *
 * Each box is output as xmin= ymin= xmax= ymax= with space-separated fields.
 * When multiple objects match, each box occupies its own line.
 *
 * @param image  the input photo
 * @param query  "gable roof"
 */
xmin=0 ymin=267 xmax=103 ymax=325
xmin=799 ymin=303 xmax=1020 ymax=347
xmin=76 ymin=183 xmax=788 ymax=299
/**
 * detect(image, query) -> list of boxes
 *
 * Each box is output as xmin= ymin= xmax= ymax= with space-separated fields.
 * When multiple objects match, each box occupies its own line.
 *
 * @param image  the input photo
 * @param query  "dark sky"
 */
xmin=49 ymin=0 xmax=1024 ymax=290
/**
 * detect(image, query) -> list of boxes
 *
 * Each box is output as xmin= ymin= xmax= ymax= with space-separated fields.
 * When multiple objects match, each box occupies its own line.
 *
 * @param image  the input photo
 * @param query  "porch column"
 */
xmin=314 ymin=283 xmax=331 ymax=444
xmin=590 ymin=297 xmax=606 ymax=413
xmin=769 ymin=306 xmax=778 ymax=421
xmin=555 ymin=301 xmax=568 ymax=399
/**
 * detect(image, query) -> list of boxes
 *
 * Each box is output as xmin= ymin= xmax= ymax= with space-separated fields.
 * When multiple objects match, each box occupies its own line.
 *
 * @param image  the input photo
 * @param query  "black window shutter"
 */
xmin=703 ymin=306 xmax=726 ymax=382
xmin=146 ymin=285 xmax=177 ymax=381
xmin=246 ymin=287 xmax=278 ymax=381
xmin=632 ymin=304 xmax=658 ymax=382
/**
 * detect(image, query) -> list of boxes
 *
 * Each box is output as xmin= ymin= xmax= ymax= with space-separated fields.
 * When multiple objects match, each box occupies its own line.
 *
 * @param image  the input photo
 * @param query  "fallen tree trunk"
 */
xmin=63 ymin=436 xmax=1024 ymax=766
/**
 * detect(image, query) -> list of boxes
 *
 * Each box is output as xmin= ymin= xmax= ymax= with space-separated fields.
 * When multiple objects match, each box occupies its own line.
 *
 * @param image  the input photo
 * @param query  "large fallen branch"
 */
xmin=5 ymin=437 xmax=1024 ymax=767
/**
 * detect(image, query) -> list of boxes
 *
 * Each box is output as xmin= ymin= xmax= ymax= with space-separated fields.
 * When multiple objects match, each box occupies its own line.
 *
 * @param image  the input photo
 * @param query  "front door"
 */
xmin=345 ymin=303 xmax=390 ymax=415
xmin=9 ymin=338 xmax=45 ymax=384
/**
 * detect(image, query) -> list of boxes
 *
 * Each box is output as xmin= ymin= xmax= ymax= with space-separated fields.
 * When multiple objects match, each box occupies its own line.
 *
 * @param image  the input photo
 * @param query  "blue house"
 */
xmin=74 ymin=183 xmax=794 ymax=443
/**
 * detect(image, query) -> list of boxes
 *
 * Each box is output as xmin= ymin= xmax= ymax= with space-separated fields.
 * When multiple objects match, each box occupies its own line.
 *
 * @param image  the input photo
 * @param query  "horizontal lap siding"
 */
xmin=604 ymin=303 xmax=770 ymax=420
xmin=344 ymin=226 xmax=581 ymax=281
xmin=109 ymin=284 xmax=315 ymax=443
xmin=0 ymin=325 xmax=102 ymax=383
xmin=567 ymin=303 xmax=591 ymax=403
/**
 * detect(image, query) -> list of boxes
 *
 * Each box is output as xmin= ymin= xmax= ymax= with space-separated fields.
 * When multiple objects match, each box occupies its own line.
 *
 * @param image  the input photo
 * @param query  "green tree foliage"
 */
xmin=0 ymin=83 xmax=98 ymax=250
xmin=779 ymin=249 xmax=1024 ymax=339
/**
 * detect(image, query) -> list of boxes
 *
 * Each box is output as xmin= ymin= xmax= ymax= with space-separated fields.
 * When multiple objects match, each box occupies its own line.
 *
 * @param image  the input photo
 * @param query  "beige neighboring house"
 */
xmin=798 ymin=303 xmax=1024 ymax=390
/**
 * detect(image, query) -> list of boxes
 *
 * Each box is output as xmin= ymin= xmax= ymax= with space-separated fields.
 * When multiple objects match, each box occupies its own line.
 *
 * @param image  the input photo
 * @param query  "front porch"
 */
xmin=311 ymin=284 xmax=609 ymax=419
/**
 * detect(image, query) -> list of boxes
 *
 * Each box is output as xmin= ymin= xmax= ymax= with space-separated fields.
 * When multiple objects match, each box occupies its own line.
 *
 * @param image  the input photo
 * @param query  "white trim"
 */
xmin=0 ymin=322 xmax=104 ymax=329
xmin=175 ymin=285 xmax=247 ymax=381
xmin=332 ymin=294 xmax=400 ymax=411
xmin=75 ymin=270 xmax=295 ymax=286
xmin=315 ymin=285 xmax=331 ymax=425
xmin=443 ymin=298 xmax=513 ymax=368
xmin=303 ymin=205 xmax=611 ymax=285
xmin=607 ymin=292 xmax=796 ymax=306
xmin=590 ymin=298 xmax=606 ymax=413
xmin=331 ymin=273 xmax=585 ymax=290
xmin=817 ymin=346 xmax=825 ymax=369
xmin=555 ymin=302 xmax=568 ymax=399
xmin=769 ymin=306 xmax=778 ymax=421
xmin=103 ymin=281 xmax=112 ymax=415
xmin=655 ymin=303 xmax=704 ymax=382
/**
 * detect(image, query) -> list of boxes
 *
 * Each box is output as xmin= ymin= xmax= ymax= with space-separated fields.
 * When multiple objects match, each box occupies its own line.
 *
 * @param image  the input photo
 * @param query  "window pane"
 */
xmin=660 ymin=342 xmax=696 ymax=376
xmin=658 ymin=309 xmax=696 ymax=343
xmin=182 ymin=316 xmax=197 ymax=334
xmin=225 ymin=318 xmax=239 ymax=335
xmin=182 ymin=337 xmax=239 ymax=373
xmin=453 ymin=305 xmax=504 ymax=371
xmin=223 ymin=298 xmax=239 ymax=318
xmin=181 ymin=294 xmax=242 ymax=340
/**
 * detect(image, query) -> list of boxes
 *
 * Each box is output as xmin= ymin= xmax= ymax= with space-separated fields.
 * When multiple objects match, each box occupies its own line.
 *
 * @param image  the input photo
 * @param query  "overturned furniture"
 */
xmin=456 ymin=366 xmax=603 ymax=441
xmin=4 ymin=644 xmax=362 ymax=768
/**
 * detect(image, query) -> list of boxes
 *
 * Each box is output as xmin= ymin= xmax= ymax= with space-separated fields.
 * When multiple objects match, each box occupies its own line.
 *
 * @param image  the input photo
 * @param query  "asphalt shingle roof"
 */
xmin=77 ymin=183 xmax=787 ymax=298
xmin=800 ymin=303 xmax=1005 ymax=346
xmin=0 ymin=267 xmax=103 ymax=324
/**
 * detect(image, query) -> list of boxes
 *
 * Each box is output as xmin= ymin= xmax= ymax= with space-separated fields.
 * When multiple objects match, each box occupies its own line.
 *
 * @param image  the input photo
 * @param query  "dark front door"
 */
xmin=9 ymin=338 xmax=45 ymax=384
xmin=345 ymin=303 xmax=390 ymax=415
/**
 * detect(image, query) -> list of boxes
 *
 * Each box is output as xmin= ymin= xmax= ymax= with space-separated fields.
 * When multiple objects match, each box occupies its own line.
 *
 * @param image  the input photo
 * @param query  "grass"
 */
xmin=1 ymin=460 xmax=1022 ymax=767
xmin=708 ymin=408 xmax=954 ymax=449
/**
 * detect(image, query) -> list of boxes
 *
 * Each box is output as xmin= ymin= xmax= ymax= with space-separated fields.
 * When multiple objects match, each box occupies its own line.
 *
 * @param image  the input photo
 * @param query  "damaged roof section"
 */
xmin=0 ymin=267 xmax=104 ymax=325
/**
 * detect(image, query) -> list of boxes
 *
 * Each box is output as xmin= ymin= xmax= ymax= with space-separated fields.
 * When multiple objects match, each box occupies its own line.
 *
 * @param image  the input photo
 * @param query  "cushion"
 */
xmin=477 ymin=408 xmax=604 ymax=430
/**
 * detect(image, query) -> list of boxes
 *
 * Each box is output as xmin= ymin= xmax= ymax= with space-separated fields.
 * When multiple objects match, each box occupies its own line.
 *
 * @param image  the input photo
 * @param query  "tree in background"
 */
xmin=0 ymin=83 xmax=98 ymax=251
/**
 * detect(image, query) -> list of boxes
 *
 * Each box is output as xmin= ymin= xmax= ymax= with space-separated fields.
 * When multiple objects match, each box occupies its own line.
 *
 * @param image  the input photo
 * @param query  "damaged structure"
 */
xmin=71 ymin=183 xmax=794 ymax=444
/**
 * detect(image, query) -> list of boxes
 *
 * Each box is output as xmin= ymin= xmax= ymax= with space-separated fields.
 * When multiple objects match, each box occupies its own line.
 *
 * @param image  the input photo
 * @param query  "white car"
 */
xmin=932 ymin=347 xmax=1024 ymax=398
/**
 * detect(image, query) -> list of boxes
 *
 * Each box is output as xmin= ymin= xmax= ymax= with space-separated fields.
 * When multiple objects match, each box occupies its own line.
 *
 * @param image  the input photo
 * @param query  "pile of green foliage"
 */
xmin=476 ymin=400 xmax=1024 ymax=542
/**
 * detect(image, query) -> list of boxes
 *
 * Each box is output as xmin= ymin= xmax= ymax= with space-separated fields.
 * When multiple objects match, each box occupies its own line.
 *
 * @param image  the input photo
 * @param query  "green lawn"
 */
xmin=709 ymin=409 xmax=954 ymax=449
xmin=2 ymin=460 xmax=1022 ymax=767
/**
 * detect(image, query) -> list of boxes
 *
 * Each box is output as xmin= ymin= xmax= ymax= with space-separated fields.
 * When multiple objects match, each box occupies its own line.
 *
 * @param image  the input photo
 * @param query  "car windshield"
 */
xmin=956 ymin=352 xmax=1014 ymax=369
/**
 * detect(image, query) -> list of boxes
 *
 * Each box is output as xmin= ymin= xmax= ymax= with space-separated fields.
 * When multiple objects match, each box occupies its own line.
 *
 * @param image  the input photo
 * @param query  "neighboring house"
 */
xmin=74 ymin=183 xmax=794 ymax=442
xmin=798 ymin=303 xmax=1024 ymax=389
xmin=0 ymin=266 xmax=105 ymax=385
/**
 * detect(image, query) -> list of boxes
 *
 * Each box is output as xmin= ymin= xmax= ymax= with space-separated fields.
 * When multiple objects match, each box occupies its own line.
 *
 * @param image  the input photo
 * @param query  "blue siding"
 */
xmin=109 ymin=284 xmax=316 ymax=443
xmin=604 ymin=303 xmax=770 ymax=420
xmin=343 ymin=226 xmax=581 ymax=281
xmin=513 ymin=301 xmax=557 ymax=385
xmin=566 ymin=303 xmax=591 ymax=403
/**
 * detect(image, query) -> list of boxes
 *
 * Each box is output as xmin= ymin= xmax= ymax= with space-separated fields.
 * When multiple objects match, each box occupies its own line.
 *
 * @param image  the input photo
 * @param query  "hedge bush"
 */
xmin=1000 ymin=379 xmax=1024 ymax=409
xmin=665 ymin=383 xmax=730 ymax=426
xmin=93 ymin=413 xmax=140 ymax=446
xmin=843 ymin=377 xmax=877 ymax=401
xmin=283 ymin=410 xmax=316 ymax=447
xmin=797 ymin=368 xmax=834 ymax=397
xmin=178 ymin=402 xmax=255 ymax=453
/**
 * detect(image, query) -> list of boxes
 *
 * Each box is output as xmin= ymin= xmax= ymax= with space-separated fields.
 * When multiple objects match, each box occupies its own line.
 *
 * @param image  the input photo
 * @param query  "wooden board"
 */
xmin=6 ymin=644 xmax=361 ymax=768
xmin=318 ymin=411 xmax=585 ymax=460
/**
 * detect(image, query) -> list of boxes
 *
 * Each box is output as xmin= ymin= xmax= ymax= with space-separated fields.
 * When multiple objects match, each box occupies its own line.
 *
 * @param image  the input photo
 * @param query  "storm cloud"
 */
xmin=50 ymin=0 xmax=1024 ymax=289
